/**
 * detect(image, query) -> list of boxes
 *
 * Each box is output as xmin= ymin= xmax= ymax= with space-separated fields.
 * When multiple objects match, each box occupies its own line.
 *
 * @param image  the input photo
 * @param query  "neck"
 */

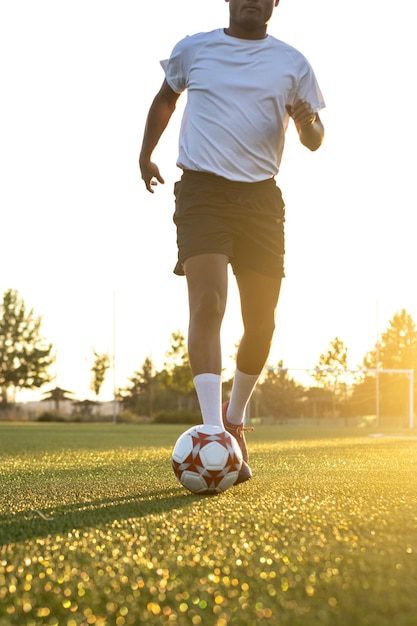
xmin=224 ymin=25 xmax=268 ymax=40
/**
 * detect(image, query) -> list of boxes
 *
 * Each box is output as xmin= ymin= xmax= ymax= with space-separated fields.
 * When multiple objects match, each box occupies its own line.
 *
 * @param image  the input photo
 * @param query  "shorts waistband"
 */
xmin=181 ymin=169 xmax=275 ymax=190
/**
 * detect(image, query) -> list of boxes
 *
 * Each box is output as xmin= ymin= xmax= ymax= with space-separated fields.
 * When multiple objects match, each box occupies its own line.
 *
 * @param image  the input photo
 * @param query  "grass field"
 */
xmin=0 ymin=423 xmax=416 ymax=626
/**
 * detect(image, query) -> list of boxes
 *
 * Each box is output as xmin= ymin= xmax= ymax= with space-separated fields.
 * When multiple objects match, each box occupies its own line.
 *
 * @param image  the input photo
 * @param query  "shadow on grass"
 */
xmin=0 ymin=487 xmax=207 ymax=545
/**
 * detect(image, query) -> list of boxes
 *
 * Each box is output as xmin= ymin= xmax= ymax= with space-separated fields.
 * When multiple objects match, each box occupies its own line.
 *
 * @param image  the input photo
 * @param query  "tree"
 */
xmin=90 ymin=349 xmax=110 ymax=397
xmin=313 ymin=337 xmax=348 ymax=386
xmin=377 ymin=309 xmax=417 ymax=370
xmin=0 ymin=289 xmax=54 ymax=404
xmin=259 ymin=360 xmax=305 ymax=420
xmin=161 ymin=331 xmax=195 ymax=408
xmin=123 ymin=331 xmax=196 ymax=417
xmin=313 ymin=337 xmax=349 ymax=417
xmin=122 ymin=356 xmax=158 ymax=416
xmin=353 ymin=309 xmax=417 ymax=419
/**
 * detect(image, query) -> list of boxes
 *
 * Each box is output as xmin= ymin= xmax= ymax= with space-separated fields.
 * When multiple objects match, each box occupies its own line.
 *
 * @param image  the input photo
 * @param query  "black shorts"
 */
xmin=173 ymin=170 xmax=285 ymax=278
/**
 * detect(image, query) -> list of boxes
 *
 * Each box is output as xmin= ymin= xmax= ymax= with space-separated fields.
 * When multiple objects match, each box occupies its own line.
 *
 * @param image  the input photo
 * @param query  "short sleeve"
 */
xmin=160 ymin=37 xmax=190 ymax=94
xmin=294 ymin=61 xmax=325 ymax=113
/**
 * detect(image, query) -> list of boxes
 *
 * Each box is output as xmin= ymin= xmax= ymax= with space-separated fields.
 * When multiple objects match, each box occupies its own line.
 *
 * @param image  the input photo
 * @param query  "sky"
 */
xmin=1 ymin=0 xmax=416 ymax=403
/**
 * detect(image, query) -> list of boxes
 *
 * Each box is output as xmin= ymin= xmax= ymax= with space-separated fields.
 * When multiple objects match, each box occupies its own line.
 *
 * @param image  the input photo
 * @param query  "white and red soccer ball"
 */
xmin=172 ymin=424 xmax=243 ymax=494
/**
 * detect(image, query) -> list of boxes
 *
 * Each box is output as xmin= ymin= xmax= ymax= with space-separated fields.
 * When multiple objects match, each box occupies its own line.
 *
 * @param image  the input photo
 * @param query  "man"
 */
xmin=139 ymin=0 xmax=325 ymax=484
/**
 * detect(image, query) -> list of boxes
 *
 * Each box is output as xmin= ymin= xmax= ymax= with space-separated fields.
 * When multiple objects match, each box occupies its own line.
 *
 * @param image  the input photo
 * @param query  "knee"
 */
xmin=190 ymin=288 xmax=226 ymax=325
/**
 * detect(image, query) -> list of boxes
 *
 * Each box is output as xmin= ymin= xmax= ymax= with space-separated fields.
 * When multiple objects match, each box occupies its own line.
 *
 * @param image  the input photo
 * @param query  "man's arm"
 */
xmin=139 ymin=79 xmax=181 ymax=193
xmin=285 ymin=99 xmax=324 ymax=151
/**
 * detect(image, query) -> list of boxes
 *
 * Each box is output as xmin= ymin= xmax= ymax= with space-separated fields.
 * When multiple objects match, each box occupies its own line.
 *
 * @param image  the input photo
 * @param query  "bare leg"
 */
xmin=224 ymin=269 xmax=282 ymax=458
xmin=235 ymin=269 xmax=282 ymax=374
xmin=222 ymin=270 xmax=281 ymax=461
xmin=184 ymin=253 xmax=229 ymax=376
xmin=184 ymin=254 xmax=253 ymax=483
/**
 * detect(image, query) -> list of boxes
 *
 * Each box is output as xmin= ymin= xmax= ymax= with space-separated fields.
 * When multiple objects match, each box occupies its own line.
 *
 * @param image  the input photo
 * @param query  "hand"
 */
xmin=285 ymin=99 xmax=316 ymax=127
xmin=139 ymin=159 xmax=165 ymax=193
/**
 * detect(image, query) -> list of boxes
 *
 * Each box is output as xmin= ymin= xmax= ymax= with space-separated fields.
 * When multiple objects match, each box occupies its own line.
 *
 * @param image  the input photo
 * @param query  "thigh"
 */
xmin=184 ymin=253 xmax=229 ymax=313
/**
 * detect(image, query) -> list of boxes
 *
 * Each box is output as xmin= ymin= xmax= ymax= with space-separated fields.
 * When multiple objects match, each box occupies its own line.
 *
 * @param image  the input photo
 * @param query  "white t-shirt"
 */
xmin=162 ymin=29 xmax=325 ymax=183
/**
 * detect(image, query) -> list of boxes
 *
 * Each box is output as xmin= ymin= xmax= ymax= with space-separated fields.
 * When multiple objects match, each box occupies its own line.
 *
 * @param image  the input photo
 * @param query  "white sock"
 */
xmin=193 ymin=373 xmax=223 ymax=428
xmin=226 ymin=369 xmax=260 ymax=425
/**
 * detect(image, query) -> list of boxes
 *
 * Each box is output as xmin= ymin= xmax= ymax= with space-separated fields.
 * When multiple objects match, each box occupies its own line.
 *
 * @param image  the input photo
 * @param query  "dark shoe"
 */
xmin=234 ymin=459 xmax=252 ymax=485
xmin=222 ymin=401 xmax=254 ymax=463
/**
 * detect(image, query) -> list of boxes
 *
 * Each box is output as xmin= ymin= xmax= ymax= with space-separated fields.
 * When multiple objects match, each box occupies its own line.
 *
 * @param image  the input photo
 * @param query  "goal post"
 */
xmin=371 ymin=368 xmax=414 ymax=429
xmin=263 ymin=366 xmax=415 ymax=429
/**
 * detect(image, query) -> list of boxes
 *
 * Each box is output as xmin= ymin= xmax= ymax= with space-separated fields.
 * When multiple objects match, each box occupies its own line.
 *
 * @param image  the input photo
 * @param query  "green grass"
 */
xmin=0 ymin=423 xmax=416 ymax=626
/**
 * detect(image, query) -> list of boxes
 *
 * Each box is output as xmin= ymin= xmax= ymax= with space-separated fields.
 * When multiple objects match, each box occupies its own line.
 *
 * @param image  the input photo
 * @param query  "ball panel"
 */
xmin=199 ymin=441 xmax=229 ymax=469
xmin=171 ymin=430 xmax=195 ymax=462
xmin=180 ymin=470 xmax=210 ymax=494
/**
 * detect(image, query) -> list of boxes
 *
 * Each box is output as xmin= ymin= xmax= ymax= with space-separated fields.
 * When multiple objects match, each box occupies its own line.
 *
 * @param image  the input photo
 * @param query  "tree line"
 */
xmin=1 ymin=289 xmax=416 ymax=422
xmin=120 ymin=314 xmax=417 ymax=424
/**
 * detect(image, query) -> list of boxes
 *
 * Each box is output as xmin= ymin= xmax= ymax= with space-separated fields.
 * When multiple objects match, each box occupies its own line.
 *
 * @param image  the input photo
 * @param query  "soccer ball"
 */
xmin=172 ymin=424 xmax=243 ymax=494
